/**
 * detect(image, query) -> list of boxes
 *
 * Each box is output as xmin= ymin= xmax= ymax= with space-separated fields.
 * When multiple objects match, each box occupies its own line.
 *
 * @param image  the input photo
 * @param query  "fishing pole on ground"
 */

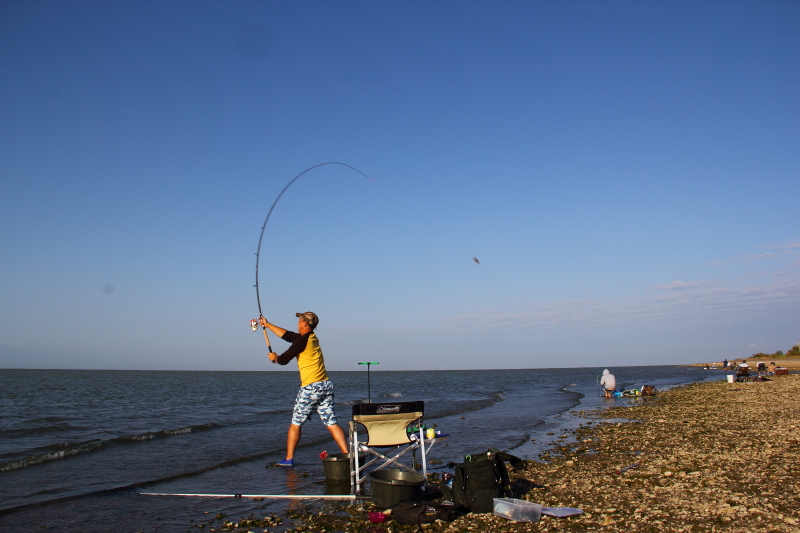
xmin=250 ymin=162 xmax=373 ymax=362
xmin=358 ymin=362 xmax=379 ymax=403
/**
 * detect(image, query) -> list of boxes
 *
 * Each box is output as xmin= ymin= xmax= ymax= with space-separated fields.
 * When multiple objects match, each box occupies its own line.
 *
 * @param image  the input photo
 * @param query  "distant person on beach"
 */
xmin=723 ymin=359 xmax=728 ymax=370
xmin=600 ymin=369 xmax=616 ymax=398
xmin=768 ymin=362 xmax=777 ymax=375
xmin=737 ymin=360 xmax=750 ymax=382
xmin=260 ymin=312 xmax=349 ymax=467
xmin=757 ymin=361 xmax=766 ymax=376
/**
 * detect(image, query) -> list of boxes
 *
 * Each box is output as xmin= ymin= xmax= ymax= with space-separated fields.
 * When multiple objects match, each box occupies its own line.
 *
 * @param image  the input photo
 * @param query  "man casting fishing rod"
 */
xmin=259 ymin=312 xmax=349 ymax=467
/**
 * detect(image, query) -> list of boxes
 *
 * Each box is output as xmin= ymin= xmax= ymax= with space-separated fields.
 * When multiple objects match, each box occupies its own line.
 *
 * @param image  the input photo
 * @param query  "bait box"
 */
xmin=493 ymin=498 xmax=542 ymax=522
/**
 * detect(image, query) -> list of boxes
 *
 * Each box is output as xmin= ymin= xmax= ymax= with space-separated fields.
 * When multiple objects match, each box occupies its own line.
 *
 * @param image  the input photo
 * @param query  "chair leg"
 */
xmin=420 ymin=426 xmax=428 ymax=480
xmin=349 ymin=421 xmax=358 ymax=495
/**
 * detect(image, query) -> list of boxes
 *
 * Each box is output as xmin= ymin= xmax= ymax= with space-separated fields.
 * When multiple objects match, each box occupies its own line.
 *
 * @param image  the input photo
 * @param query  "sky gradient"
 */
xmin=1 ymin=1 xmax=798 ymax=371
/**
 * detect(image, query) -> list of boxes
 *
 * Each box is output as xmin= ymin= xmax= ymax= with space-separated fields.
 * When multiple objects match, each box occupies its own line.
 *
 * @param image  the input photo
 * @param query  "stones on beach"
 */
xmin=517 ymin=375 xmax=800 ymax=532
xmin=200 ymin=376 xmax=800 ymax=533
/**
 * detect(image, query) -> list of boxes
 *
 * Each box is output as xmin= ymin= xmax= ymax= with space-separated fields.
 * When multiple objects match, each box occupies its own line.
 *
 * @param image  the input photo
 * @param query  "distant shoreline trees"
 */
xmin=752 ymin=345 xmax=800 ymax=359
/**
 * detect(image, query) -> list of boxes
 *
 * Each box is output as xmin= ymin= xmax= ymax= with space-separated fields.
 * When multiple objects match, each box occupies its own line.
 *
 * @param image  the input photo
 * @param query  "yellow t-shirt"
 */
xmin=278 ymin=331 xmax=329 ymax=387
xmin=296 ymin=333 xmax=328 ymax=387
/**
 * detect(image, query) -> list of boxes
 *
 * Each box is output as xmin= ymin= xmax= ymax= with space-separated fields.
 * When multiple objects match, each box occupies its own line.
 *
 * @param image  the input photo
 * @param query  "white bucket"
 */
xmin=726 ymin=375 xmax=735 ymax=383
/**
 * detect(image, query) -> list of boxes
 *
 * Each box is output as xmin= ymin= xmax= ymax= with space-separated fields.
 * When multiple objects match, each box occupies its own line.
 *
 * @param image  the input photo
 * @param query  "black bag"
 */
xmin=641 ymin=385 xmax=657 ymax=396
xmin=391 ymin=501 xmax=459 ymax=525
xmin=444 ymin=447 xmax=526 ymax=513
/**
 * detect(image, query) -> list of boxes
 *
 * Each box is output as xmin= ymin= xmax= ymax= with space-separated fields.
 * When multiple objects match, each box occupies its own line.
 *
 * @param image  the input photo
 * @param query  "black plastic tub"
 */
xmin=367 ymin=468 xmax=426 ymax=508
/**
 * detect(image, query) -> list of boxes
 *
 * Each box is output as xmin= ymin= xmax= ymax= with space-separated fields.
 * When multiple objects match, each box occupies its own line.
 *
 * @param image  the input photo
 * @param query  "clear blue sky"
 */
xmin=1 ymin=1 xmax=798 ymax=371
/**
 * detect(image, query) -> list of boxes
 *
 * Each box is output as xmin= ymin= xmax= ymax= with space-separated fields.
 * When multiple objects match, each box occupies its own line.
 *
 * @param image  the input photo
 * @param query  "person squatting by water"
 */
xmin=259 ymin=312 xmax=349 ymax=467
xmin=600 ymin=369 xmax=616 ymax=398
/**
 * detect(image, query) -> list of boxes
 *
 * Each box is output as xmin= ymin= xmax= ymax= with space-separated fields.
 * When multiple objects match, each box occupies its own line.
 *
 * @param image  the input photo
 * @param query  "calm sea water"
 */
xmin=0 ymin=366 xmax=725 ymax=532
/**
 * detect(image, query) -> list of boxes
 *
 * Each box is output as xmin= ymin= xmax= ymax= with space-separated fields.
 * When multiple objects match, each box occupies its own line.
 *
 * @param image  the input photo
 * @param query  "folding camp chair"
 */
xmin=349 ymin=401 xmax=440 ymax=495
xmin=737 ymin=366 xmax=750 ymax=382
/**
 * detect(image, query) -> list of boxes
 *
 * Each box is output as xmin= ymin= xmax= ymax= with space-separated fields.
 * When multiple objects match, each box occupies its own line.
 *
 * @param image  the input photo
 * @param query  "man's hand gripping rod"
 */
xmin=250 ymin=317 xmax=277 ymax=364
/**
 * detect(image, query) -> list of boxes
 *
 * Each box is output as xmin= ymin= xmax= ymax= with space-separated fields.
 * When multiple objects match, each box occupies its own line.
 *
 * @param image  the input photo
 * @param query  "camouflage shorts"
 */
xmin=292 ymin=380 xmax=337 ymax=426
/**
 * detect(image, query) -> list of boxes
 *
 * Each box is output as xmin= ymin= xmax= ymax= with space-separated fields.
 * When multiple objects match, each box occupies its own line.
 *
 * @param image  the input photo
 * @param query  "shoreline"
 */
xmin=505 ymin=373 xmax=800 ymax=532
xmin=278 ymin=373 xmax=799 ymax=532
xmin=689 ymin=355 xmax=800 ymax=370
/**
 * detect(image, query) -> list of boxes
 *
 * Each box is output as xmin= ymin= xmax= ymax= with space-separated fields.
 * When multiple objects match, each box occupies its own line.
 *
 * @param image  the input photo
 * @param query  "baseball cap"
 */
xmin=296 ymin=311 xmax=319 ymax=329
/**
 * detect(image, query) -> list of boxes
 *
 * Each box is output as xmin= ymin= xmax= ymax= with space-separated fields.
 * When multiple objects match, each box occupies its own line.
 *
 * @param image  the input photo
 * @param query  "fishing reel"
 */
xmin=250 ymin=319 xmax=259 ymax=331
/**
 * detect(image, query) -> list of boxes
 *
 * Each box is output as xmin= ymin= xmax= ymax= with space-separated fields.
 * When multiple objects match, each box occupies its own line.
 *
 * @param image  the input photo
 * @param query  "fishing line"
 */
xmin=583 ymin=366 xmax=601 ymax=397
xmin=253 ymin=162 xmax=373 ymax=359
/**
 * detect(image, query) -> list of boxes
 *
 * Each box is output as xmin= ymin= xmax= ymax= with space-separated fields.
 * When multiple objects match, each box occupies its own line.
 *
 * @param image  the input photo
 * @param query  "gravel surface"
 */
xmin=212 ymin=373 xmax=800 ymax=533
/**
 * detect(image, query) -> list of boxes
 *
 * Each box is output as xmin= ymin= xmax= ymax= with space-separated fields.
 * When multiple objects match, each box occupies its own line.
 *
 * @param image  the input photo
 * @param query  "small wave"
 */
xmin=0 ymin=441 xmax=105 ymax=472
xmin=426 ymin=390 xmax=506 ymax=419
xmin=0 ymin=423 xmax=219 ymax=472
xmin=255 ymin=409 xmax=287 ymax=415
xmin=383 ymin=392 xmax=403 ymax=397
xmin=342 ymin=399 xmax=367 ymax=405
xmin=161 ymin=423 xmax=217 ymax=435
xmin=164 ymin=427 xmax=192 ymax=435
xmin=121 ymin=422 xmax=219 ymax=441
xmin=121 ymin=432 xmax=154 ymax=442
xmin=47 ymin=439 xmax=102 ymax=451
xmin=508 ymin=432 xmax=532 ymax=450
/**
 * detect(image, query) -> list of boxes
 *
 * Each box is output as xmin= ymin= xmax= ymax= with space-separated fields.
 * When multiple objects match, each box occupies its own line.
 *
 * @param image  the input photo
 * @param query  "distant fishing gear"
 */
xmin=358 ymin=362 xmax=379 ymax=402
xmin=251 ymin=162 xmax=373 ymax=361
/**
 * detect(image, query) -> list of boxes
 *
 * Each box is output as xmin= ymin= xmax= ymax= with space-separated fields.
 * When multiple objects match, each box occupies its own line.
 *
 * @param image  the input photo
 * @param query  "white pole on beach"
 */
xmin=140 ymin=492 xmax=361 ymax=500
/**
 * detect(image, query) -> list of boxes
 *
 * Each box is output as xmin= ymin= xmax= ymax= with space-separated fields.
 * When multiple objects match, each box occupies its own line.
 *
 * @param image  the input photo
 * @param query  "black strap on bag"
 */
xmin=391 ymin=501 xmax=459 ymax=525
xmin=447 ymin=447 xmax=526 ymax=513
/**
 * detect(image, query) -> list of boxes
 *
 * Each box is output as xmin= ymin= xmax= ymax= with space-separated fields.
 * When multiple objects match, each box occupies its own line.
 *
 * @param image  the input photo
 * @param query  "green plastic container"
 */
xmin=321 ymin=452 xmax=363 ymax=481
xmin=367 ymin=468 xmax=426 ymax=508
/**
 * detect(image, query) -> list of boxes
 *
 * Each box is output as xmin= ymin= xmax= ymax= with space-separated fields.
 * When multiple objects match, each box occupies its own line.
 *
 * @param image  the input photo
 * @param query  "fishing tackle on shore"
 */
xmin=251 ymin=162 xmax=373 ymax=360
xmin=616 ymin=461 xmax=641 ymax=474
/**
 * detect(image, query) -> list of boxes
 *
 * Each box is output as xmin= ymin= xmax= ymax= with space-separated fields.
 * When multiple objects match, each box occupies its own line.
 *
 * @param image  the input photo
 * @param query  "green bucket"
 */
xmin=321 ymin=452 xmax=363 ymax=481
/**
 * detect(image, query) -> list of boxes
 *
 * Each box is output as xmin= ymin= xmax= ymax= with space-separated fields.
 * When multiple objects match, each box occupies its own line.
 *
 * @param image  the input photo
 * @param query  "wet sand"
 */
xmin=275 ymin=373 xmax=800 ymax=532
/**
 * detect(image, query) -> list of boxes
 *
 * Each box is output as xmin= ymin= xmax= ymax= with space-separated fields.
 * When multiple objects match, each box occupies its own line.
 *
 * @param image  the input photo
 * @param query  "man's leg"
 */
xmin=285 ymin=383 xmax=316 ymax=464
xmin=286 ymin=424 xmax=302 ymax=460
xmin=326 ymin=423 xmax=349 ymax=454
xmin=314 ymin=381 xmax=348 ymax=454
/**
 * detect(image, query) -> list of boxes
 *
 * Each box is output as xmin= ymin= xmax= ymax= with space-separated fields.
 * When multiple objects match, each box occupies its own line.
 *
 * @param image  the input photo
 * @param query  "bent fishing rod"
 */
xmin=251 ymin=162 xmax=373 ymax=361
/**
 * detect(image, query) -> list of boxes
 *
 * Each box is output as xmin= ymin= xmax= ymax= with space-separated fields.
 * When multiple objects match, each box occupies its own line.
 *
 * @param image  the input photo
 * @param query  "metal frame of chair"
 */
xmin=348 ymin=401 xmax=439 ymax=495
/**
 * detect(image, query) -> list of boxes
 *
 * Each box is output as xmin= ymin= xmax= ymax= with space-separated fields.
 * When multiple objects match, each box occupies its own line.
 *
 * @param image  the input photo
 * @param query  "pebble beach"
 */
xmin=272 ymin=370 xmax=800 ymax=533
xmin=512 ymin=372 xmax=800 ymax=533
